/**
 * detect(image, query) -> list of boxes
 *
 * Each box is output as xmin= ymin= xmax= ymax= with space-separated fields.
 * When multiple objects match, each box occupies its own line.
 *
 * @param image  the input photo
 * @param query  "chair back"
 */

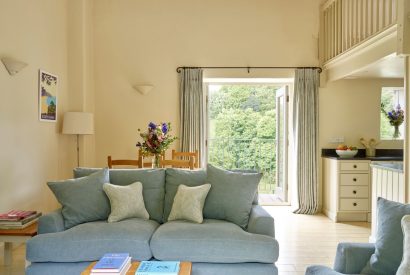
xmin=160 ymin=158 xmax=194 ymax=170
xmin=172 ymin=150 xmax=199 ymax=168
xmin=107 ymin=156 xmax=141 ymax=168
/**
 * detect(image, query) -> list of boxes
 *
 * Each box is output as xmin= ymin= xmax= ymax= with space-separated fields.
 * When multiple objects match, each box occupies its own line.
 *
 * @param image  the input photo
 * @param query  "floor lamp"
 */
xmin=62 ymin=112 xmax=94 ymax=167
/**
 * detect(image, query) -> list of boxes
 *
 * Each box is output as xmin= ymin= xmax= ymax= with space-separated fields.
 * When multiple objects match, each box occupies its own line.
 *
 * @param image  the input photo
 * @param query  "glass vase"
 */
xmin=393 ymin=125 xmax=401 ymax=139
xmin=152 ymin=154 xmax=161 ymax=169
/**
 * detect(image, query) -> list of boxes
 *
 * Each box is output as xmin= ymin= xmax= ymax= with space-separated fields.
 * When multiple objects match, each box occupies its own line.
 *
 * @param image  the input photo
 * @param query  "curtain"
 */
xmin=179 ymin=68 xmax=205 ymax=166
xmin=293 ymin=68 xmax=320 ymax=215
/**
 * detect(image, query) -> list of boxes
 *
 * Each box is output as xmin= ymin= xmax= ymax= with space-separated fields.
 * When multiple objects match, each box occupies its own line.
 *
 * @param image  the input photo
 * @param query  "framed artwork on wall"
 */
xmin=39 ymin=70 xmax=58 ymax=122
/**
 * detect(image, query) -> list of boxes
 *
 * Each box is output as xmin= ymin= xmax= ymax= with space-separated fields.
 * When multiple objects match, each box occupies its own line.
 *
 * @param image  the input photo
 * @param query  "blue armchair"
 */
xmin=305 ymin=242 xmax=375 ymax=275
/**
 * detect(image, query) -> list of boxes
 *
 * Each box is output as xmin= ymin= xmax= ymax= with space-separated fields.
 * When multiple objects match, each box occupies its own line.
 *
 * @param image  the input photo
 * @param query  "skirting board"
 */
xmin=323 ymin=209 xmax=369 ymax=222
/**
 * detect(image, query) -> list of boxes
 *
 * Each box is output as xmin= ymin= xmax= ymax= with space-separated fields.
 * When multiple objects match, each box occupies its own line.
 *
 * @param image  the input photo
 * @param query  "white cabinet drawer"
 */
xmin=340 ymin=186 xmax=369 ymax=198
xmin=340 ymin=174 xmax=369 ymax=186
xmin=340 ymin=162 xmax=369 ymax=171
xmin=340 ymin=199 xmax=369 ymax=211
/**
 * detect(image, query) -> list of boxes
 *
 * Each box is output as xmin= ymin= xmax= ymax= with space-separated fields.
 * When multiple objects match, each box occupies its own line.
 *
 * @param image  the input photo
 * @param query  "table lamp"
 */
xmin=62 ymin=112 xmax=94 ymax=167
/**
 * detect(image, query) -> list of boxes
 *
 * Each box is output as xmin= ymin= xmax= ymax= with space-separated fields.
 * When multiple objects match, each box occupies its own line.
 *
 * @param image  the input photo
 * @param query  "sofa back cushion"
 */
xmin=362 ymin=198 xmax=410 ymax=275
xmin=48 ymin=169 xmax=110 ymax=229
xmin=74 ymin=168 xmax=165 ymax=223
xmin=164 ymin=168 xmax=207 ymax=222
xmin=203 ymin=164 xmax=261 ymax=229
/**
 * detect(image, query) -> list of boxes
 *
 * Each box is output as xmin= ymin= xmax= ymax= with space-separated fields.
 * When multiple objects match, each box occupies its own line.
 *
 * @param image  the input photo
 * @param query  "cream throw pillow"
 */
xmin=397 ymin=215 xmax=410 ymax=275
xmin=168 ymin=184 xmax=211 ymax=223
xmin=103 ymin=182 xmax=149 ymax=223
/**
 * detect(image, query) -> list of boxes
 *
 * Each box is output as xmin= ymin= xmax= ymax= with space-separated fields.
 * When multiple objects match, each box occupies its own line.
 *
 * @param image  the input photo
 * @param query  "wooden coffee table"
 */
xmin=0 ymin=222 xmax=38 ymax=266
xmin=82 ymin=261 xmax=192 ymax=275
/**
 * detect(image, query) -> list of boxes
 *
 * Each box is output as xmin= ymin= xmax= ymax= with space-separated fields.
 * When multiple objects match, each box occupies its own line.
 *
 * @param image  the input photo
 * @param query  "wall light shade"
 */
xmin=1 ymin=57 xmax=28 ymax=75
xmin=62 ymin=112 xmax=94 ymax=135
xmin=133 ymin=84 xmax=154 ymax=95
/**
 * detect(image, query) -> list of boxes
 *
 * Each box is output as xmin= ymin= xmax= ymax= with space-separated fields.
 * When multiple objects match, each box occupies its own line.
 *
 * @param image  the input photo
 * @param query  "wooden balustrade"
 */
xmin=321 ymin=0 xmax=397 ymax=63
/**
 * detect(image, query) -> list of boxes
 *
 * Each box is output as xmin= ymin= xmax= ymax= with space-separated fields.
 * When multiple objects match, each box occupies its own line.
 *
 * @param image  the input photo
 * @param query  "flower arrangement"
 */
xmin=381 ymin=103 xmax=404 ymax=138
xmin=136 ymin=122 xmax=177 ymax=167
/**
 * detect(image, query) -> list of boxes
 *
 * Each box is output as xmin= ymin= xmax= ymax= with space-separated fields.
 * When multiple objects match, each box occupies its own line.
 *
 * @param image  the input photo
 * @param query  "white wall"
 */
xmin=0 ymin=0 xmax=74 ymax=213
xmin=93 ymin=0 xmax=321 ymax=166
xmin=319 ymin=78 xmax=404 ymax=149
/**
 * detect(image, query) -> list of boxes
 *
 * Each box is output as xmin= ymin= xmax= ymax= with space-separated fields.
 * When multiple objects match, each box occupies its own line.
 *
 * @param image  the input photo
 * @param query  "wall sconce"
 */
xmin=1 ymin=57 xmax=28 ymax=76
xmin=133 ymin=84 xmax=154 ymax=95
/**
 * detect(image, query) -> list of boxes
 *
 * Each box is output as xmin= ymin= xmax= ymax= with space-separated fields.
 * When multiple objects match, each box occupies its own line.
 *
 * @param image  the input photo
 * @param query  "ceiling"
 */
xmin=345 ymin=54 xmax=405 ymax=79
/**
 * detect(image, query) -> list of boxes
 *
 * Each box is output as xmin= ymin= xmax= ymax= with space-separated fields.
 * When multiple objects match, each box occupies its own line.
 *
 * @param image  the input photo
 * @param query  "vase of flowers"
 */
xmin=136 ymin=122 xmax=177 ymax=168
xmin=382 ymin=103 xmax=404 ymax=139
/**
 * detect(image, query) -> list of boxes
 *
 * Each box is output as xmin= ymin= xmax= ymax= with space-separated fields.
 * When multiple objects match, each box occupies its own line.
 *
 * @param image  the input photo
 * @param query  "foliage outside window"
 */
xmin=380 ymin=87 xmax=405 ymax=140
xmin=208 ymin=85 xmax=277 ymax=194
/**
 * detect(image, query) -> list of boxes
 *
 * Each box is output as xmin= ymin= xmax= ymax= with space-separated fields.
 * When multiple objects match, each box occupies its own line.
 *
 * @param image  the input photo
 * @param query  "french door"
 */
xmin=275 ymin=85 xmax=289 ymax=202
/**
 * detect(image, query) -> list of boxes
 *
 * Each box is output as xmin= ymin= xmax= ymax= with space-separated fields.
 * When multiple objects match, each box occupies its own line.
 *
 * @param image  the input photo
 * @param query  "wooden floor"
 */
xmin=265 ymin=206 xmax=371 ymax=275
xmin=0 ymin=207 xmax=370 ymax=275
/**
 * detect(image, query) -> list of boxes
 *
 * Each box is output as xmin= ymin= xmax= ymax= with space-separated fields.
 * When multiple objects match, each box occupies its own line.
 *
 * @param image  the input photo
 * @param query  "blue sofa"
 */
xmin=305 ymin=242 xmax=375 ymax=275
xmin=26 ymin=168 xmax=279 ymax=275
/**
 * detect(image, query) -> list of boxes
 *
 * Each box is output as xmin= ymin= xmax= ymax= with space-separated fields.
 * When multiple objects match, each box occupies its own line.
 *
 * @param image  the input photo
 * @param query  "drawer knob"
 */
xmin=353 ymin=165 xmax=357 ymax=168
xmin=353 ymin=202 xmax=357 ymax=206
xmin=353 ymin=190 xmax=357 ymax=194
xmin=353 ymin=178 xmax=357 ymax=182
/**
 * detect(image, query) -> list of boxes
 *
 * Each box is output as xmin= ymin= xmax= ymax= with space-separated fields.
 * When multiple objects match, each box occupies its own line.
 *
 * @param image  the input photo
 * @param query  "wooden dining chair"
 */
xmin=171 ymin=150 xmax=199 ymax=168
xmin=107 ymin=156 xmax=141 ymax=168
xmin=160 ymin=158 xmax=194 ymax=170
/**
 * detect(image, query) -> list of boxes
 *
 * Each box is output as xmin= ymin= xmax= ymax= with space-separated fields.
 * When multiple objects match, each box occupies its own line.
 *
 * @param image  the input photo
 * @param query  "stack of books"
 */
xmin=136 ymin=261 xmax=180 ymax=275
xmin=91 ymin=253 xmax=131 ymax=275
xmin=0 ymin=210 xmax=41 ymax=229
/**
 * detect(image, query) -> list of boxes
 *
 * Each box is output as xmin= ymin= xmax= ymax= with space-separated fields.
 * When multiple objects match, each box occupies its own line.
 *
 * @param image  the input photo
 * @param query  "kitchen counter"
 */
xmin=370 ymin=162 xmax=404 ymax=173
xmin=321 ymin=148 xmax=403 ymax=161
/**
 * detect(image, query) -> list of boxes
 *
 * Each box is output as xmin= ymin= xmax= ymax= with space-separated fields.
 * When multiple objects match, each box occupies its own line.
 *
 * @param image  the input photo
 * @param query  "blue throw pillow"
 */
xmin=361 ymin=198 xmax=410 ymax=275
xmin=203 ymin=164 xmax=262 ymax=229
xmin=47 ymin=168 xmax=110 ymax=229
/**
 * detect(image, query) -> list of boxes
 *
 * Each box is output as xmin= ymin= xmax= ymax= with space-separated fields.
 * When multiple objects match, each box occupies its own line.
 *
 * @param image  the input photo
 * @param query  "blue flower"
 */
xmin=162 ymin=123 xmax=168 ymax=134
xmin=148 ymin=122 xmax=157 ymax=130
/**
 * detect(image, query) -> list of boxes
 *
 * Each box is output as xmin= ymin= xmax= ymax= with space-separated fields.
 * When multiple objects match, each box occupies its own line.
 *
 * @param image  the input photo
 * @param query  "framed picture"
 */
xmin=39 ymin=70 xmax=58 ymax=122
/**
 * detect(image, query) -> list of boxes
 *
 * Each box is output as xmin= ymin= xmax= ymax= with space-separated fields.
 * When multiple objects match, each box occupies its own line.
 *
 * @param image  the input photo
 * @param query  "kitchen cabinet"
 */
xmin=322 ymin=158 xmax=370 ymax=222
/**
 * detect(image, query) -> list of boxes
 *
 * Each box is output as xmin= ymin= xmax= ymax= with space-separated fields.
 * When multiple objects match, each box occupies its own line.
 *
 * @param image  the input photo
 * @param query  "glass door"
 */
xmin=275 ymin=85 xmax=289 ymax=202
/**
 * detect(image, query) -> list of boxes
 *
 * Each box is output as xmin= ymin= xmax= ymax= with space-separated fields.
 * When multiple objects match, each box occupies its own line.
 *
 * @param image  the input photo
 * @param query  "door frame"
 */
xmin=204 ymin=78 xmax=293 ymax=206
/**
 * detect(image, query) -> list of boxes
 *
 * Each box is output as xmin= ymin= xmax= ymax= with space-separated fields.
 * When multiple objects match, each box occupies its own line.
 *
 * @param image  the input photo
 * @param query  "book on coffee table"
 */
xmin=91 ymin=253 xmax=131 ymax=274
xmin=136 ymin=261 xmax=180 ymax=275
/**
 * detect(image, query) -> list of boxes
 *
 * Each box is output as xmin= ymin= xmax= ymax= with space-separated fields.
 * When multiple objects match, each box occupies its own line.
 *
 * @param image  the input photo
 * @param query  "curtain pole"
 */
xmin=176 ymin=66 xmax=322 ymax=73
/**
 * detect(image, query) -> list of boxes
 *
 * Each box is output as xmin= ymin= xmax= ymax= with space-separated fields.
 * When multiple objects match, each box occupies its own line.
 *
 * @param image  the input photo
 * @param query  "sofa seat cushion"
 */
xmin=27 ymin=218 xmax=159 ymax=262
xmin=150 ymin=219 xmax=279 ymax=263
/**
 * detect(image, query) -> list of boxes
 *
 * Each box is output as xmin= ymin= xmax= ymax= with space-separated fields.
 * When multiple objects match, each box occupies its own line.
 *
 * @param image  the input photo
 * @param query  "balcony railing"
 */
xmin=322 ymin=0 xmax=398 ymax=63
xmin=207 ymin=138 xmax=276 ymax=194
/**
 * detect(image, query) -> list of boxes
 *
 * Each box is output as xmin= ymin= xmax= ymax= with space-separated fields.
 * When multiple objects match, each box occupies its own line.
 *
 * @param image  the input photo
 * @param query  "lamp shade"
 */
xmin=62 ymin=112 xmax=94 ymax=135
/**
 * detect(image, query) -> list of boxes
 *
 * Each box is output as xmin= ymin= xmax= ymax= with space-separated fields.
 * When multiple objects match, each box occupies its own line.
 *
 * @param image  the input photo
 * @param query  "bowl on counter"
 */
xmin=336 ymin=150 xmax=358 ymax=158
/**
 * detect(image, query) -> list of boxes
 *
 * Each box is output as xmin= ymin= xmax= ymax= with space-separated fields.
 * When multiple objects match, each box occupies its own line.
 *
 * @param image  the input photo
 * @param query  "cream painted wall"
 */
xmin=0 ymin=0 xmax=74 ymax=213
xmin=319 ymin=78 xmax=405 ymax=149
xmin=93 ymin=0 xmax=320 ymax=166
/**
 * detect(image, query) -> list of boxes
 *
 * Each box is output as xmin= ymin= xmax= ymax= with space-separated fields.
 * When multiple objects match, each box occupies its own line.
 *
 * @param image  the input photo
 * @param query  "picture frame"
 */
xmin=39 ymin=70 xmax=58 ymax=122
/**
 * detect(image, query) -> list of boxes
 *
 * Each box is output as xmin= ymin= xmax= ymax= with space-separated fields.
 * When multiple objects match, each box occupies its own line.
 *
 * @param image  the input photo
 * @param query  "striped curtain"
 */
xmin=179 ymin=68 xmax=205 ymax=166
xmin=293 ymin=68 xmax=320 ymax=215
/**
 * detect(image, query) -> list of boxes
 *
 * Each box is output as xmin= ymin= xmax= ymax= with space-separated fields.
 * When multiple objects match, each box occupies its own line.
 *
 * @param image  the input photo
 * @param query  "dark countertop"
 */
xmin=321 ymin=148 xmax=403 ymax=161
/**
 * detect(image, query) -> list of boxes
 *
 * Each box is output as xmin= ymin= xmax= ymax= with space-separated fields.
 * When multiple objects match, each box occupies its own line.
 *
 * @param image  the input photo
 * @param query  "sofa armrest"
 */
xmin=38 ymin=209 xmax=65 ymax=234
xmin=333 ymin=242 xmax=375 ymax=274
xmin=247 ymin=205 xmax=275 ymax=238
